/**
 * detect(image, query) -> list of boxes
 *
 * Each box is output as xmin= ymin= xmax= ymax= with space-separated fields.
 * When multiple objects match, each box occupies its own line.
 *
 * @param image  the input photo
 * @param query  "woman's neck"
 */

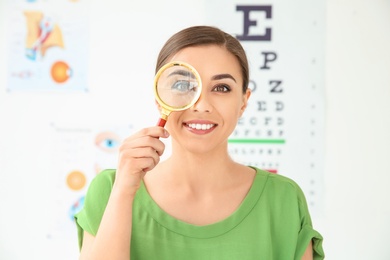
xmin=157 ymin=146 xmax=241 ymax=193
xmin=143 ymin=146 xmax=256 ymax=226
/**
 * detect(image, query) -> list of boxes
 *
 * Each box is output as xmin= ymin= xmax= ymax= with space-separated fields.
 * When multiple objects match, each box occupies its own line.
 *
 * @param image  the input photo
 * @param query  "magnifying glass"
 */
xmin=154 ymin=61 xmax=202 ymax=127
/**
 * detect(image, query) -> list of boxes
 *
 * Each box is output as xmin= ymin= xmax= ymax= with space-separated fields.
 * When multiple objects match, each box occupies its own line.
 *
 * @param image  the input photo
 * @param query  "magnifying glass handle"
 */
xmin=157 ymin=117 xmax=167 ymax=127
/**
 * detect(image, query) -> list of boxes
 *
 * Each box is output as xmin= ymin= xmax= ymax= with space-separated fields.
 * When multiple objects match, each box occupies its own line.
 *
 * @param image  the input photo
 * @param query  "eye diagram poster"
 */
xmin=5 ymin=0 xmax=89 ymax=92
xmin=47 ymin=123 xmax=133 ymax=244
xmin=206 ymin=0 xmax=325 ymax=216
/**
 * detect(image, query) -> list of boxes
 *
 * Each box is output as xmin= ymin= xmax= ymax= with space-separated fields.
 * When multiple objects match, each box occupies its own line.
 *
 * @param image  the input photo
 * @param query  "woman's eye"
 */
xmin=171 ymin=80 xmax=195 ymax=92
xmin=213 ymin=84 xmax=231 ymax=92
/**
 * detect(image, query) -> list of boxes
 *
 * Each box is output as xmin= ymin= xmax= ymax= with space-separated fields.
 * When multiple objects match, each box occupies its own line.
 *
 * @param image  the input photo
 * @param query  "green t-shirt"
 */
xmin=75 ymin=167 xmax=324 ymax=259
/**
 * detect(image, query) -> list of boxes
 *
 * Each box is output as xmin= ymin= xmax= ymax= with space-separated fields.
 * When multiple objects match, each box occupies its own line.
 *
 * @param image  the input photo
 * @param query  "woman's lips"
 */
xmin=183 ymin=121 xmax=217 ymax=134
xmin=187 ymin=123 xmax=215 ymax=130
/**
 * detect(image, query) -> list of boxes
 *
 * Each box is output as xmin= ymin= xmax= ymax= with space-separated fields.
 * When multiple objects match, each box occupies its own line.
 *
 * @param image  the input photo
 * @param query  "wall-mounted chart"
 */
xmin=6 ymin=0 xmax=89 ymax=92
xmin=47 ymin=123 xmax=134 ymax=240
xmin=206 ymin=0 xmax=326 ymax=216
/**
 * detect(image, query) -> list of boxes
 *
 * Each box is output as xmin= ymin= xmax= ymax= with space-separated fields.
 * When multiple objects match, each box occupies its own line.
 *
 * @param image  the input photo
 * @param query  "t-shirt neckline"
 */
xmin=138 ymin=167 xmax=268 ymax=239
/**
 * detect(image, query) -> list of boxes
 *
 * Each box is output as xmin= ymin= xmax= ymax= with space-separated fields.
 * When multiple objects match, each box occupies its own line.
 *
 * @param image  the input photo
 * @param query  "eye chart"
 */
xmin=206 ymin=1 xmax=326 ymax=215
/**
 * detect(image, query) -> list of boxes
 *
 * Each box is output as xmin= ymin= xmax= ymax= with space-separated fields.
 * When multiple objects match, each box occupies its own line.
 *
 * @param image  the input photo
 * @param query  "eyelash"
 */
xmin=212 ymin=84 xmax=231 ymax=92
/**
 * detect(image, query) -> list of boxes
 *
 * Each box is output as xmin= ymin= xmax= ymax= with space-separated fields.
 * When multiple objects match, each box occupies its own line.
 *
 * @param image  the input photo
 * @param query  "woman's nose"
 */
xmin=191 ymin=92 xmax=213 ymax=113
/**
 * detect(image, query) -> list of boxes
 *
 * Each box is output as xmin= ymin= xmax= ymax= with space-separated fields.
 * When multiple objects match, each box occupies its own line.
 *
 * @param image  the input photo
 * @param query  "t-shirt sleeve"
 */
xmin=74 ymin=169 xmax=116 ymax=250
xmin=294 ymin=184 xmax=325 ymax=260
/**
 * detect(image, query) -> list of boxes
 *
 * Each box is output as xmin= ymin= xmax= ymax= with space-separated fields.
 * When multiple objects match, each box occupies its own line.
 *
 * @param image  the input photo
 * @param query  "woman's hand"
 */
xmin=79 ymin=127 xmax=169 ymax=260
xmin=114 ymin=126 xmax=169 ymax=195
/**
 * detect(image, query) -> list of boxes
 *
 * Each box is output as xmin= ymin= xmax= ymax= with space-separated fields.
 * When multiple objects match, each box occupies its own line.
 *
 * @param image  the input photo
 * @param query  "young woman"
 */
xmin=75 ymin=26 xmax=324 ymax=260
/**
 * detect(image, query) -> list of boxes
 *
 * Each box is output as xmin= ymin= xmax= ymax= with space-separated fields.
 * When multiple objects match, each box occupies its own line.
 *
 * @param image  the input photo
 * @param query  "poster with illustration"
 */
xmin=47 ymin=123 xmax=133 ymax=242
xmin=6 ymin=0 xmax=89 ymax=92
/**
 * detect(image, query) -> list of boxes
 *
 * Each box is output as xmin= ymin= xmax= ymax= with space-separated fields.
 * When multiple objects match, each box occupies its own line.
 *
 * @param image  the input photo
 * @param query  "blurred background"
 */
xmin=0 ymin=0 xmax=389 ymax=259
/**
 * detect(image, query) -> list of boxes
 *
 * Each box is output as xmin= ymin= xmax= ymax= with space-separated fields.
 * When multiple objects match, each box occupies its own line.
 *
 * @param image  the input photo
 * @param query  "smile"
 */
xmin=187 ymin=123 xmax=215 ymax=130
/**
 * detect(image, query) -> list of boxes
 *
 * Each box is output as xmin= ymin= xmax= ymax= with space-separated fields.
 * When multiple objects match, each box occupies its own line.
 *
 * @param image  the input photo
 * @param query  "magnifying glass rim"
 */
xmin=154 ymin=61 xmax=202 ymax=112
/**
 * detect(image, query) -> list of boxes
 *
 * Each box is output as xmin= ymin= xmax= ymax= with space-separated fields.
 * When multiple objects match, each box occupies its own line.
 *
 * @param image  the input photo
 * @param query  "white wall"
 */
xmin=320 ymin=1 xmax=390 ymax=259
xmin=0 ymin=0 xmax=389 ymax=259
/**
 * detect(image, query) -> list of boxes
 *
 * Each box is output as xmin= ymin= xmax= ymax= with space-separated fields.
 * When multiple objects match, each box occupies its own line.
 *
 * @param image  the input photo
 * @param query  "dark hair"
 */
xmin=155 ymin=26 xmax=249 ymax=93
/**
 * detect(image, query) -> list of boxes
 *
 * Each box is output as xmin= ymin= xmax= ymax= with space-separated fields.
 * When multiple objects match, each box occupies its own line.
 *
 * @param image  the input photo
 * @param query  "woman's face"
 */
xmin=162 ymin=45 xmax=251 ymax=154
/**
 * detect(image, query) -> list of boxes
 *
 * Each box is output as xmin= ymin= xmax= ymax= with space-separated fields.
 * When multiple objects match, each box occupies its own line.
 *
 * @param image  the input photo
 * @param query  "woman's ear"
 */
xmin=239 ymin=88 xmax=251 ymax=116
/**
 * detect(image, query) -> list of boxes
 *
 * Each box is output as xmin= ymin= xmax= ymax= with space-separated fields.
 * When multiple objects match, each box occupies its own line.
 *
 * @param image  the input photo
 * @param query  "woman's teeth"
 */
xmin=187 ymin=123 xmax=214 ymax=130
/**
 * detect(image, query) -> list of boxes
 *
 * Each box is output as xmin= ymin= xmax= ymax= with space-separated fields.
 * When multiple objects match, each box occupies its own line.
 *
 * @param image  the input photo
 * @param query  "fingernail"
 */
xmin=164 ymin=130 xmax=170 ymax=137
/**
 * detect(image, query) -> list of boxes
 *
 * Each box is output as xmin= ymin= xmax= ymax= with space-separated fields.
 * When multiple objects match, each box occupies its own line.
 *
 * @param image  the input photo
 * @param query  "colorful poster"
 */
xmin=6 ymin=0 xmax=89 ymax=92
xmin=47 ymin=122 xmax=134 ymax=251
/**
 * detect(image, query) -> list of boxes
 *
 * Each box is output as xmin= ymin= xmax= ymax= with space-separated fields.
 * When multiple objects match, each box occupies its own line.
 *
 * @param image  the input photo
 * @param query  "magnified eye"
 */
xmin=171 ymin=80 xmax=197 ymax=93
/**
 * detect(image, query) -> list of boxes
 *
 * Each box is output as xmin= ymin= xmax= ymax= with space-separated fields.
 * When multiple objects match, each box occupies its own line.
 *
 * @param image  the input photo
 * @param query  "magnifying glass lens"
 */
xmin=154 ymin=62 xmax=202 ymax=127
xmin=156 ymin=65 xmax=200 ymax=109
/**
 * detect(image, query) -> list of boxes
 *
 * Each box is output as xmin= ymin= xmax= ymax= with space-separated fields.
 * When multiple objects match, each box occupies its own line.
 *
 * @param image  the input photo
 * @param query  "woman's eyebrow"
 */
xmin=168 ymin=69 xmax=196 ymax=78
xmin=212 ymin=73 xmax=236 ymax=82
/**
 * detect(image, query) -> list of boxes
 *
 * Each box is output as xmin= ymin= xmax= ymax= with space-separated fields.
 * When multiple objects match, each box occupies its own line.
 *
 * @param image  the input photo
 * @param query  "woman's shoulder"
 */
xmin=250 ymin=167 xmax=311 ymax=218
xmin=251 ymin=166 xmax=305 ymax=197
xmin=87 ymin=169 xmax=117 ymax=194
xmin=93 ymin=168 xmax=116 ymax=181
xmin=252 ymin=166 xmax=298 ymax=183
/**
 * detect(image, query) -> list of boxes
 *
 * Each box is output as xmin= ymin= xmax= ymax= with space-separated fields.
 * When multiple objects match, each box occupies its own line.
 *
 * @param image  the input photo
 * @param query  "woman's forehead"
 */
xmin=169 ymin=45 xmax=242 ymax=77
